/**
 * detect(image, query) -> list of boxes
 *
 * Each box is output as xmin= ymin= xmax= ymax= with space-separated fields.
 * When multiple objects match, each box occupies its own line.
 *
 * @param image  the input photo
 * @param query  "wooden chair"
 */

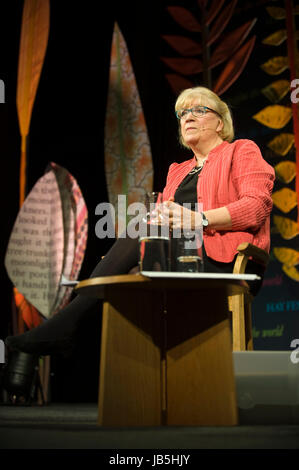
xmin=229 ymin=242 xmax=269 ymax=351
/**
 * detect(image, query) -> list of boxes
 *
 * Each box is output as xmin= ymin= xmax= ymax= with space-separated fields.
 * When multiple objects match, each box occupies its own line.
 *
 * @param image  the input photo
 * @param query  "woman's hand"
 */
xmin=159 ymin=197 xmax=202 ymax=231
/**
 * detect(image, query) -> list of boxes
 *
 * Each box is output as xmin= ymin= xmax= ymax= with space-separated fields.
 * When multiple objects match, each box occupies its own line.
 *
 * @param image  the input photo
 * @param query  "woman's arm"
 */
xmin=202 ymin=206 xmax=232 ymax=230
xmin=160 ymin=201 xmax=232 ymax=231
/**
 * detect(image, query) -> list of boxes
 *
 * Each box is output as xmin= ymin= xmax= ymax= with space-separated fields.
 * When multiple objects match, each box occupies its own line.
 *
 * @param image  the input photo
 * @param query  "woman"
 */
xmin=5 ymin=86 xmax=275 ymax=356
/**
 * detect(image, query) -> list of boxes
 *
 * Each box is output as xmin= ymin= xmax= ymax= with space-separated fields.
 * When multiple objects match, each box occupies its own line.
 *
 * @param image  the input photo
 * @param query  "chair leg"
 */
xmin=231 ymin=294 xmax=246 ymax=351
xmin=244 ymin=299 xmax=253 ymax=350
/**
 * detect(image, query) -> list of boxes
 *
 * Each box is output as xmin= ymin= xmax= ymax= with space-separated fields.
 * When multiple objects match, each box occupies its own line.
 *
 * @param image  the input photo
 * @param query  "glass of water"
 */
xmin=139 ymin=192 xmax=170 ymax=272
xmin=175 ymin=231 xmax=203 ymax=273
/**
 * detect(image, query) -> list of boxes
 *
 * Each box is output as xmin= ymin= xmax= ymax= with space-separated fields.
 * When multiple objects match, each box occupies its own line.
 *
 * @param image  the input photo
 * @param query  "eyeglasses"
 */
xmin=175 ymin=105 xmax=220 ymax=120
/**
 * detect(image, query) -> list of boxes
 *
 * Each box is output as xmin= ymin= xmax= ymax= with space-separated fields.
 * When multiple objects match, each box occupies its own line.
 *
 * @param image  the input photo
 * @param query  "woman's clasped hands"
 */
xmin=151 ymin=197 xmax=203 ymax=231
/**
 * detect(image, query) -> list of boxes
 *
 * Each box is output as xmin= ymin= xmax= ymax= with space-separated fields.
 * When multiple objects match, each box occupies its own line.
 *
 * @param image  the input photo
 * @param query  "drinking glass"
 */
xmin=174 ymin=230 xmax=203 ymax=273
xmin=139 ymin=192 xmax=170 ymax=272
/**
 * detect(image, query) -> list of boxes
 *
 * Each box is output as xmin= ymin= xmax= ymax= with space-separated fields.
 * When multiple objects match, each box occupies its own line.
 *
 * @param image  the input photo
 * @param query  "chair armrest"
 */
xmin=236 ymin=242 xmax=269 ymax=267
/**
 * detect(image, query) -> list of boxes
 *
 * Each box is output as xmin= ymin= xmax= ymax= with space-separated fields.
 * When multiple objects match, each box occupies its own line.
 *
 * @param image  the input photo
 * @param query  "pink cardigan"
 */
xmin=162 ymin=139 xmax=275 ymax=263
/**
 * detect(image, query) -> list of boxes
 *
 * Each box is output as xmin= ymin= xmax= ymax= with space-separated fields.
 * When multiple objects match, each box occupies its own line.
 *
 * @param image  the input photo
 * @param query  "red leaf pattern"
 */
xmin=162 ymin=2 xmax=256 ymax=95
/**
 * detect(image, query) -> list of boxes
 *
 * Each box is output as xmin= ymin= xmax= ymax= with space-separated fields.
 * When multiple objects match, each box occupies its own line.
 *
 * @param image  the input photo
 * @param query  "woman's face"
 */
xmin=178 ymin=100 xmax=223 ymax=148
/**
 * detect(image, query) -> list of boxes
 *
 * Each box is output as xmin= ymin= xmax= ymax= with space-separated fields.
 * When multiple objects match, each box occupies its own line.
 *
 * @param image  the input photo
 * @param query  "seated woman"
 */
xmin=5 ymin=86 xmax=275 ymax=357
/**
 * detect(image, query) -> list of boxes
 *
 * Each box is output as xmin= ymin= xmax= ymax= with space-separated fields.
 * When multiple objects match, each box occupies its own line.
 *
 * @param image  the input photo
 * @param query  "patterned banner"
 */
xmin=104 ymin=22 xmax=153 ymax=231
xmin=5 ymin=164 xmax=88 ymax=319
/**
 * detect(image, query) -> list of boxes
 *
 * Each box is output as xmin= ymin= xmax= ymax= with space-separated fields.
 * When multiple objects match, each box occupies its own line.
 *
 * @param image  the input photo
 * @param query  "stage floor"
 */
xmin=0 ymin=403 xmax=299 ymax=449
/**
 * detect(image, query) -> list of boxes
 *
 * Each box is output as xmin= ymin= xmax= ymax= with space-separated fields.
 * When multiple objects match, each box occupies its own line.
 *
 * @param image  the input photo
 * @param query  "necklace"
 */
xmin=189 ymin=158 xmax=207 ymax=175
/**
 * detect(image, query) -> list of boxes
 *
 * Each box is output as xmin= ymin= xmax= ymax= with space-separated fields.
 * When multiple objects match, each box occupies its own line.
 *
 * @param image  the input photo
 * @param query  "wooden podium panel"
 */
xmin=165 ymin=290 xmax=237 ymax=425
xmin=76 ymin=274 xmax=248 ymax=426
xmin=98 ymin=287 xmax=164 ymax=426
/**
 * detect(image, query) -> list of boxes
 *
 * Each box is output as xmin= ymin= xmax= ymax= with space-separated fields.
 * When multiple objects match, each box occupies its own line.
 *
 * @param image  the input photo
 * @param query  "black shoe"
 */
xmin=5 ymin=333 xmax=74 ymax=357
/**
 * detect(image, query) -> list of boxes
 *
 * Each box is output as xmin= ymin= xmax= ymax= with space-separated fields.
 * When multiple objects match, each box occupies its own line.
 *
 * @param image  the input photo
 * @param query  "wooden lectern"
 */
xmin=75 ymin=273 xmax=251 ymax=427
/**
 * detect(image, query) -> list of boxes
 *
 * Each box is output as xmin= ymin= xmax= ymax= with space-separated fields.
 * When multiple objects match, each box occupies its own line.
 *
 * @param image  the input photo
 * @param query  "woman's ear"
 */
xmin=216 ymin=119 xmax=224 ymax=133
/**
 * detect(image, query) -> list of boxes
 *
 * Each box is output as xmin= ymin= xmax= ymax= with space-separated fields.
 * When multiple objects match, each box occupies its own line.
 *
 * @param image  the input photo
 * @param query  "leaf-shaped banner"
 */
xmin=261 ymin=80 xmax=290 ymax=103
xmin=5 ymin=170 xmax=64 ymax=318
xmin=50 ymin=166 xmax=75 ymax=313
xmin=213 ymin=36 xmax=256 ymax=96
xmin=266 ymin=7 xmax=286 ymax=20
xmin=252 ymin=105 xmax=292 ymax=129
xmin=162 ymin=35 xmax=202 ymax=57
xmin=282 ymin=265 xmax=299 ymax=282
xmin=205 ymin=0 xmax=226 ymax=25
xmin=267 ymin=133 xmax=294 ymax=155
xmin=273 ymin=215 xmax=299 ymax=239
xmin=167 ymin=6 xmax=201 ymax=32
xmin=262 ymin=29 xmax=287 ymax=46
xmin=104 ymin=23 xmax=153 ymax=231
xmin=210 ymin=19 xmax=256 ymax=69
xmin=275 ymin=160 xmax=297 ymax=183
xmin=50 ymin=163 xmax=88 ymax=314
xmin=207 ymin=0 xmax=238 ymax=46
xmin=14 ymin=287 xmax=43 ymax=329
xmin=272 ymin=188 xmax=297 ymax=213
xmin=260 ymin=56 xmax=289 ymax=75
xmin=161 ymin=57 xmax=203 ymax=76
xmin=17 ymin=0 xmax=50 ymax=206
xmin=17 ymin=0 xmax=49 ymax=137
xmin=273 ymin=247 xmax=299 ymax=267
xmin=165 ymin=73 xmax=194 ymax=96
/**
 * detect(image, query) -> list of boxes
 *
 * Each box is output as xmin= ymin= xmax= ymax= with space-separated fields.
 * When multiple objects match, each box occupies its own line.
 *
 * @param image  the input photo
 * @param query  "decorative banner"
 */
xmin=161 ymin=2 xmax=256 ymax=95
xmin=5 ymin=170 xmax=64 ymax=318
xmin=272 ymin=188 xmax=297 ymax=213
xmin=252 ymin=105 xmax=292 ymax=129
xmin=262 ymin=29 xmax=287 ymax=46
xmin=250 ymin=0 xmax=299 ymax=352
xmin=13 ymin=287 xmax=43 ymax=329
xmin=50 ymin=164 xmax=76 ymax=313
xmin=50 ymin=162 xmax=88 ymax=313
xmin=261 ymin=79 xmax=290 ymax=102
xmin=260 ymin=56 xmax=289 ymax=75
xmin=273 ymin=215 xmax=299 ymax=240
xmin=267 ymin=133 xmax=294 ymax=156
xmin=275 ymin=160 xmax=296 ymax=183
xmin=17 ymin=0 xmax=50 ymax=206
xmin=5 ymin=164 xmax=88 ymax=319
xmin=104 ymin=22 xmax=153 ymax=230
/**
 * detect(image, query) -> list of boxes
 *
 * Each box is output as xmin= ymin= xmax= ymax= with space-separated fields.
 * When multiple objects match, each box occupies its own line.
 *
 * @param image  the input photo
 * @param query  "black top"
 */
xmin=174 ymin=166 xmax=202 ymax=210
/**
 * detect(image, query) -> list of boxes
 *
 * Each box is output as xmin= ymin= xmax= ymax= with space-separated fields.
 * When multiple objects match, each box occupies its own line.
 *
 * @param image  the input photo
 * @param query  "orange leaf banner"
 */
xmin=17 ymin=0 xmax=50 ymax=206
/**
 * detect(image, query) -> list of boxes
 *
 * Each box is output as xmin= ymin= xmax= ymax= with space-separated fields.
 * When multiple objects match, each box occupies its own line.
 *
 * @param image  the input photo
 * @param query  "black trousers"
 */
xmin=87 ymin=235 xmax=263 ymax=295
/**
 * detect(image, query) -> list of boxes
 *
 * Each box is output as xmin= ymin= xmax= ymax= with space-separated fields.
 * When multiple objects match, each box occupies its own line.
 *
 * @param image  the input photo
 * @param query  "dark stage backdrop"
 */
xmin=0 ymin=0 xmax=298 ymax=401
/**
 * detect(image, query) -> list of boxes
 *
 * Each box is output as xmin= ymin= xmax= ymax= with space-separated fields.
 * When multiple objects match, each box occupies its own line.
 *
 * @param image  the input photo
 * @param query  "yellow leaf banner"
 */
xmin=262 ymin=30 xmax=287 ymax=46
xmin=260 ymin=56 xmax=289 ymax=75
xmin=261 ymin=80 xmax=290 ymax=103
xmin=267 ymin=133 xmax=294 ymax=156
xmin=273 ymin=246 xmax=299 ymax=281
xmin=285 ymin=0 xmax=299 ymax=231
xmin=274 ymin=160 xmax=297 ymax=183
xmin=272 ymin=188 xmax=297 ymax=213
xmin=273 ymin=215 xmax=299 ymax=239
xmin=253 ymin=105 xmax=292 ymax=129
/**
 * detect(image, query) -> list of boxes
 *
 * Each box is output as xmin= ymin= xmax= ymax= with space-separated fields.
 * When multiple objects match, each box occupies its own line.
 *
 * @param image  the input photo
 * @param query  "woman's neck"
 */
xmin=191 ymin=137 xmax=224 ymax=165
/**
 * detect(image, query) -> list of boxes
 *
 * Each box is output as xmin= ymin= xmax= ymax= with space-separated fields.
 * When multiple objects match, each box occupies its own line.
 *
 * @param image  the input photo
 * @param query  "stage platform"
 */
xmin=0 ymin=403 xmax=299 ymax=449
